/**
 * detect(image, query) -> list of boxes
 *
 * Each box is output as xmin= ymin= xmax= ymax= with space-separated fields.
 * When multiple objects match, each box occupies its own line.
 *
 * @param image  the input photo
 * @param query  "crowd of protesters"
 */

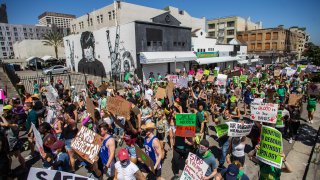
xmin=0 ymin=63 xmax=318 ymax=180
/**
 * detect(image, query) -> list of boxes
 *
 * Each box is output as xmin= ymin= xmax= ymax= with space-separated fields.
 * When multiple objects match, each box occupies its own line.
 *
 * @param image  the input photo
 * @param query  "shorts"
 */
xmin=64 ymin=139 xmax=73 ymax=150
xmin=157 ymin=132 xmax=165 ymax=141
xmin=126 ymin=145 xmax=137 ymax=158
xmin=307 ymin=106 xmax=316 ymax=112
xmin=169 ymin=126 xmax=176 ymax=133
xmin=104 ymin=163 xmax=115 ymax=177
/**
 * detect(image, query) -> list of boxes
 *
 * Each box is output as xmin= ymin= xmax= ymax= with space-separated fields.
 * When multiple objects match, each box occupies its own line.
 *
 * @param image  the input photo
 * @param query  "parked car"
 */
xmin=42 ymin=65 xmax=70 ymax=75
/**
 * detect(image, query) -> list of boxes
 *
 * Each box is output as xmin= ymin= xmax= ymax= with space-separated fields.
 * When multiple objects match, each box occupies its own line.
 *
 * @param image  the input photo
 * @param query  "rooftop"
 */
xmin=38 ymin=12 xmax=76 ymax=20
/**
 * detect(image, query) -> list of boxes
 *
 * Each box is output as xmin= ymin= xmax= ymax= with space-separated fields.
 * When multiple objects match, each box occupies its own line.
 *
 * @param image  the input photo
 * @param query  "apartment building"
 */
xmin=0 ymin=23 xmax=52 ymax=59
xmin=70 ymin=1 xmax=205 ymax=34
xmin=207 ymin=16 xmax=262 ymax=44
xmin=289 ymin=26 xmax=309 ymax=59
xmin=237 ymin=25 xmax=301 ymax=63
xmin=0 ymin=3 xmax=8 ymax=23
xmin=38 ymin=12 xmax=76 ymax=28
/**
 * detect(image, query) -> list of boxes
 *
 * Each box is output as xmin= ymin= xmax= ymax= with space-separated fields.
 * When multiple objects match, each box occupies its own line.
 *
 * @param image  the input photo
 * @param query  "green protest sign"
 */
xmin=276 ymin=110 xmax=284 ymax=128
xmin=262 ymin=73 xmax=267 ymax=80
xmin=175 ymin=114 xmax=196 ymax=126
xmin=214 ymin=124 xmax=228 ymax=138
xmin=251 ymin=88 xmax=256 ymax=94
xmin=214 ymin=70 xmax=219 ymax=77
xmin=240 ymin=75 xmax=247 ymax=83
xmin=257 ymin=126 xmax=283 ymax=169
xmin=233 ymin=76 xmax=239 ymax=85
xmin=252 ymin=77 xmax=259 ymax=84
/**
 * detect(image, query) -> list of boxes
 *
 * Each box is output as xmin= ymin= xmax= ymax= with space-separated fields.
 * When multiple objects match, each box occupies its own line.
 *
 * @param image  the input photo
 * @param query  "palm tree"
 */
xmin=42 ymin=31 xmax=64 ymax=59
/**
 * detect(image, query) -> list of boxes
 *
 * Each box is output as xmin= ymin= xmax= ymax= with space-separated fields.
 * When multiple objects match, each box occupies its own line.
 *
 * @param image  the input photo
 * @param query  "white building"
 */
xmin=191 ymin=29 xmax=251 ymax=69
xmin=0 ymin=23 xmax=52 ymax=59
xmin=13 ymin=39 xmax=65 ymax=59
xmin=70 ymin=1 xmax=205 ymax=34
xmin=38 ymin=12 xmax=76 ymax=28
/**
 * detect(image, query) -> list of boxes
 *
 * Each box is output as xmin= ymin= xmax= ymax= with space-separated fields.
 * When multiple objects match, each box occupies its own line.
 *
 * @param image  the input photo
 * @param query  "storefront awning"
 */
xmin=140 ymin=51 xmax=197 ymax=64
xmin=196 ymin=56 xmax=241 ymax=65
xmin=237 ymin=58 xmax=260 ymax=64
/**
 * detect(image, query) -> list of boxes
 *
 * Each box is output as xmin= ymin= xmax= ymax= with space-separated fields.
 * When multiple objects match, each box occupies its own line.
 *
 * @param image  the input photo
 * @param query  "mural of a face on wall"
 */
xmin=78 ymin=31 xmax=106 ymax=77
xmin=122 ymin=51 xmax=135 ymax=73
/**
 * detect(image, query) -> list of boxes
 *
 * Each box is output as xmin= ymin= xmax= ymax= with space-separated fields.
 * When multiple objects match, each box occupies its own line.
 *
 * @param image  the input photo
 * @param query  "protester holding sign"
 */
xmin=195 ymin=139 xmax=218 ymax=180
xmin=227 ymin=137 xmax=246 ymax=165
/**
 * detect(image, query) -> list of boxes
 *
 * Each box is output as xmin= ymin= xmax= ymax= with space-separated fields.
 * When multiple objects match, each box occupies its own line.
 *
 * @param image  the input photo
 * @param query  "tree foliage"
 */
xmin=303 ymin=42 xmax=320 ymax=66
xmin=42 ymin=31 xmax=64 ymax=59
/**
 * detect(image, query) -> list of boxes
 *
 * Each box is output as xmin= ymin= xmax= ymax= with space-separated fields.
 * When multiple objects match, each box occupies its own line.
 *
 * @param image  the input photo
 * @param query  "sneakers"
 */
xmin=25 ymin=154 xmax=34 ymax=160
xmin=310 ymin=120 xmax=314 ymax=124
xmin=289 ymin=138 xmax=293 ymax=144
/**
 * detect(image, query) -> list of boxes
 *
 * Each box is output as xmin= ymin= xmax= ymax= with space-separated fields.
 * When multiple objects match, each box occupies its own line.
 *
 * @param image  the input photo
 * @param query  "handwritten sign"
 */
xmin=288 ymin=94 xmax=303 ymax=106
xmin=308 ymin=83 xmax=320 ymax=96
xmin=233 ymin=76 xmax=239 ymax=85
xmin=274 ymin=70 xmax=281 ymax=77
xmin=107 ymin=96 xmax=131 ymax=119
xmin=257 ymin=126 xmax=283 ymax=169
xmin=175 ymin=113 xmax=196 ymax=137
xmin=176 ymin=77 xmax=188 ymax=88
xmin=195 ymin=73 xmax=203 ymax=81
xmin=180 ymin=152 xmax=209 ymax=180
xmin=226 ymin=122 xmax=254 ymax=137
xmin=207 ymin=75 xmax=215 ymax=82
xmin=217 ymin=74 xmax=227 ymax=86
xmin=214 ymin=124 xmax=229 ymax=138
xmin=155 ymin=87 xmax=166 ymax=99
xmin=135 ymin=145 xmax=155 ymax=173
xmin=204 ymin=70 xmax=210 ymax=76
xmin=28 ymin=167 xmax=93 ymax=180
xmin=240 ymin=75 xmax=248 ymax=83
xmin=86 ymin=97 xmax=95 ymax=119
xmin=31 ymin=123 xmax=44 ymax=154
xmin=166 ymin=75 xmax=179 ymax=83
xmin=251 ymin=103 xmax=278 ymax=123
xmin=276 ymin=110 xmax=284 ymax=128
xmin=71 ymin=126 xmax=102 ymax=164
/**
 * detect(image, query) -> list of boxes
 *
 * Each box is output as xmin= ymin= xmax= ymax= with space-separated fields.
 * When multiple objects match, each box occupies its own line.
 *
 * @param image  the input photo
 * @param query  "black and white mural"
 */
xmin=64 ymin=23 xmax=136 ymax=77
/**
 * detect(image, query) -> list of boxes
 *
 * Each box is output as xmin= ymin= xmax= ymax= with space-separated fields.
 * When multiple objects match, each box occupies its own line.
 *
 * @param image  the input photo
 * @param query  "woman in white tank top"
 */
xmin=227 ymin=136 xmax=246 ymax=166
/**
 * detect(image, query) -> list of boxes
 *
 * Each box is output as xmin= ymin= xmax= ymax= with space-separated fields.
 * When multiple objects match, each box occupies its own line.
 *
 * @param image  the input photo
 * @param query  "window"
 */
xmin=6 ymin=26 xmax=9 ymax=30
xmin=8 ymin=42 xmax=12 ymax=46
xmin=8 ymin=37 xmax=11 ymax=40
xmin=112 ymin=10 xmax=115 ymax=19
xmin=158 ymin=41 xmax=162 ymax=46
xmin=266 ymin=32 xmax=271 ymax=40
xmin=23 ymin=28 xmax=26 ymax=32
xmin=208 ymin=32 xmax=215 ymax=37
xmin=97 ymin=16 xmax=100 ymax=24
xmin=257 ymin=43 xmax=262 ymax=50
xmin=29 ymin=28 xmax=32 ymax=32
xmin=182 ymin=42 xmax=185 ymax=46
xmin=24 ymin=33 xmax=27 ymax=36
xmin=100 ymin=15 xmax=103 ymax=23
xmin=2 ymin=47 xmax=5 ymax=51
xmin=244 ymin=34 xmax=248 ymax=41
xmin=208 ymin=23 xmax=215 ymax=29
xmin=250 ymin=34 xmax=256 ymax=41
xmin=79 ymin=23 xmax=82 ymax=29
xmin=0 ymin=32 xmax=2 ymax=36
xmin=257 ymin=33 xmax=262 ymax=41
xmin=273 ymin=32 xmax=278 ymax=40
xmin=152 ymin=41 xmax=157 ymax=46
xmin=147 ymin=42 xmax=151 ymax=46
xmin=227 ymin=30 xmax=234 ymax=35
xmin=178 ymin=42 xmax=181 ymax=46
xmin=272 ymin=42 xmax=277 ymax=49
xmin=1 ymin=42 xmax=4 ymax=45
xmin=227 ymin=38 xmax=233 ymax=43
xmin=227 ymin=21 xmax=235 ymax=27
xmin=265 ymin=42 xmax=270 ymax=50
xmin=6 ymin=32 xmax=10 ymax=36
xmin=3 ymin=52 xmax=7 ymax=56
xmin=90 ymin=18 xmax=93 ymax=26
xmin=250 ymin=43 xmax=255 ymax=50
xmin=173 ymin=42 xmax=177 ymax=46
xmin=13 ymin=27 xmax=17 ymax=31
xmin=108 ymin=12 xmax=112 ymax=20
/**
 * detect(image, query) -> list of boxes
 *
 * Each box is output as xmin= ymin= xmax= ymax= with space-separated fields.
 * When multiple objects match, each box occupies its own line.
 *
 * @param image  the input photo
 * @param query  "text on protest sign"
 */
xmin=176 ymin=77 xmax=188 ymax=88
xmin=226 ymin=122 xmax=254 ymax=137
xmin=207 ymin=75 xmax=215 ymax=82
xmin=31 ymin=123 xmax=44 ymax=154
xmin=257 ymin=126 xmax=283 ymax=169
xmin=288 ymin=94 xmax=303 ymax=106
xmin=240 ymin=75 xmax=248 ymax=83
xmin=195 ymin=73 xmax=203 ymax=81
xmin=214 ymin=124 xmax=228 ymax=138
xmin=175 ymin=114 xmax=196 ymax=137
xmin=155 ymin=87 xmax=166 ymax=99
xmin=276 ymin=110 xmax=284 ymax=128
xmin=251 ymin=103 xmax=278 ymax=124
xmin=71 ymin=126 xmax=103 ymax=164
xmin=27 ymin=167 xmax=94 ymax=180
xmin=217 ymin=74 xmax=228 ymax=86
xmin=106 ymin=96 xmax=131 ymax=119
xmin=166 ymin=75 xmax=179 ymax=83
xmin=180 ymin=152 xmax=209 ymax=180
xmin=135 ymin=145 xmax=155 ymax=173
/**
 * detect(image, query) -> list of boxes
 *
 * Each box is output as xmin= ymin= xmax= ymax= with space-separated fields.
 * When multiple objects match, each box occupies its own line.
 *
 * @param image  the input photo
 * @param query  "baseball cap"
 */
xmin=50 ymin=140 xmax=65 ymax=151
xmin=199 ymin=139 xmax=209 ymax=148
xmin=225 ymin=164 xmax=239 ymax=180
xmin=118 ymin=148 xmax=129 ymax=161
xmin=3 ymin=105 xmax=13 ymax=110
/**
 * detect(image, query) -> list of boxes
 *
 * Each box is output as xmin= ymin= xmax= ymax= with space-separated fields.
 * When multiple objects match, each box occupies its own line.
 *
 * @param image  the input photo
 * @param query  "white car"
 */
xmin=43 ymin=65 xmax=70 ymax=75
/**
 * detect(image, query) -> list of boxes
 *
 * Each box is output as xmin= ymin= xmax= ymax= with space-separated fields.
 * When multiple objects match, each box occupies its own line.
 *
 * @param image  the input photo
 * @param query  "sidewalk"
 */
xmin=0 ymin=66 xmax=19 ymax=98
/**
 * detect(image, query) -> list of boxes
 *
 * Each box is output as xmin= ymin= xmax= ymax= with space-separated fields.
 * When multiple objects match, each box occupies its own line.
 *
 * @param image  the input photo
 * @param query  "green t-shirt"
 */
xmin=124 ymin=72 xmax=130 ymax=81
xmin=196 ymin=111 xmax=205 ymax=133
xmin=259 ymin=162 xmax=281 ymax=180
xmin=34 ymin=84 xmax=39 ymax=94
xmin=277 ymin=87 xmax=285 ymax=97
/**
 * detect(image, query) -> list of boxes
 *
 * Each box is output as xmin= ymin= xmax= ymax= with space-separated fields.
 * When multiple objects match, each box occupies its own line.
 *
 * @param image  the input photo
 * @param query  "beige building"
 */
xmin=289 ymin=26 xmax=309 ymax=59
xmin=69 ymin=1 xmax=206 ymax=34
xmin=38 ymin=12 xmax=76 ymax=28
xmin=207 ymin=16 xmax=262 ymax=44
xmin=237 ymin=25 xmax=301 ymax=63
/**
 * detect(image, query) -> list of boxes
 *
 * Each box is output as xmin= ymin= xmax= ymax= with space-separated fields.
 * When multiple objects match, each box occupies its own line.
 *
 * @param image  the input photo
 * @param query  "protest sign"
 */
xmin=274 ymin=70 xmax=281 ymax=77
xmin=175 ymin=113 xmax=196 ymax=137
xmin=86 ymin=97 xmax=95 ymax=118
xmin=176 ymin=77 xmax=188 ymax=88
xmin=195 ymin=73 xmax=203 ymax=81
xmin=71 ymin=126 xmax=103 ymax=164
xmin=207 ymin=75 xmax=215 ymax=82
xmin=240 ymin=75 xmax=248 ymax=83
xmin=251 ymin=103 xmax=278 ymax=123
xmin=252 ymin=98 xmax=264 ymax=105
xmin=135 ymin=145 xmax=155 ymax=173
xmin=176 ymin=69 xmax=181 ymax=73
xmin=180 ymin=152 xmax=209 ymax=180
xmin=228 ymin=70 xmax=241 ymax=78
xmin=276 ymin=110 xmax=284 ymax=128
xmin=257 ymin=126 xmax=283 ymax=169
xmin=97 ymin=83 xmax=108 ymax=92
xmin=286 ymin=68 xmax=296 ymax=76
xmin=166 ymin=81 xmax=174 ymax=105
xmin=307 ymin=83 xmax=320 ymax=96
xmin=155 ymin=87 xmax=166 ymax=99
xmin=214 ymin=124 xmax=228 ymax=138
xmin=27 ymin=167 xmax=94 ymax=180
xmin=204 ymin=70 xmax=210 ymax=76
xmin=226 ymin=122 xmax=254 ymax=137
xmin=188 ymin=75 xmax=193 ymax=81
xmin=233 ymin=76 xmax=239 ymax=85
xmin=249 ymin=67 xmax=256 ymax=73
xmin=45 ymin=85 xmax=59 ymax=103
xmin=251 ymin=88 xmax=257 ymax=94
xmin=252 ymin=77 xmax=259 ymax=84
xmin=107 ymin=96 xmax=131 ymax=118
xmin=166 ymin=75 xmax=179 ymax=83
xmin=31 ymin=123 xmax=44 ymax=154
xmin=213 ymin=69 xmax=219 ymax=76
xmin=288 ymin=94 xmax=303 ymax=106
xmin=217 ymin=74 xmax=227 ymax=86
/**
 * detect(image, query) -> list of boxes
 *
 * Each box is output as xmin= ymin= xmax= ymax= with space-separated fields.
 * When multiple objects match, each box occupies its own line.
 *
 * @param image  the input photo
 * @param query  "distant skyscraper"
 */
xmin=0 ymin=3 xmax=8 ymax=23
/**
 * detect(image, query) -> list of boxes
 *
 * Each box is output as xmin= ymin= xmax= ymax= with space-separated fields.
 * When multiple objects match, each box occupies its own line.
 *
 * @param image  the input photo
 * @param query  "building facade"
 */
xmin=69 ymin=1 xmax=205 ymax=34
xmin=289 ymin=26 xmax=309 ymax=59
xmin=237 ymin=25 xmax=301 ymax=63
xmin=38 ymin=12 xmax=76 ymax=28
xmin=0 ymin=23 xmax=52 ymax=59
xmin=207 ymin=16 xmax=262 ymax=44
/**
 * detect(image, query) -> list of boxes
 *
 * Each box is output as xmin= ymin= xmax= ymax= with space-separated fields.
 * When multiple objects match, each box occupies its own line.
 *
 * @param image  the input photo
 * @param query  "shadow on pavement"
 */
xmin=296 ymin=123 xmax=320 ymax=146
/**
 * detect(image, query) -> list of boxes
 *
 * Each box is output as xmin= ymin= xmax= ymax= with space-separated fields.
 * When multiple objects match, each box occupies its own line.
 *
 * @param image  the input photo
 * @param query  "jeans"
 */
xmin=114 ymin=118 xmax=125 ymax=136
xmin=219 ymin=137 xmax=229 ymax=166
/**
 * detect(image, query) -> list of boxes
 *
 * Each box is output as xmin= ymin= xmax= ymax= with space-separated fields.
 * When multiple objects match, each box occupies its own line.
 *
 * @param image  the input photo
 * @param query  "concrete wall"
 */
xmin=64 ymin=22 xmax=136 ymax=76
xmin=13 ymin=39 xmax=65 ymax=59
xmin=192 ymin=29 xmax=217 ymax=52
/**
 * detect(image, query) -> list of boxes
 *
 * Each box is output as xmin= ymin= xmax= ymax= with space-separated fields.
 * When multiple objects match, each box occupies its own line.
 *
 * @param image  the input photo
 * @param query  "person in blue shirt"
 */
xmin=196 ymin=139 xmax=218 ymax=180
xmin=243 ymin=86 xmax=254 ymax=115
xmin=50 ymin=140 xmax=70 ymax=172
